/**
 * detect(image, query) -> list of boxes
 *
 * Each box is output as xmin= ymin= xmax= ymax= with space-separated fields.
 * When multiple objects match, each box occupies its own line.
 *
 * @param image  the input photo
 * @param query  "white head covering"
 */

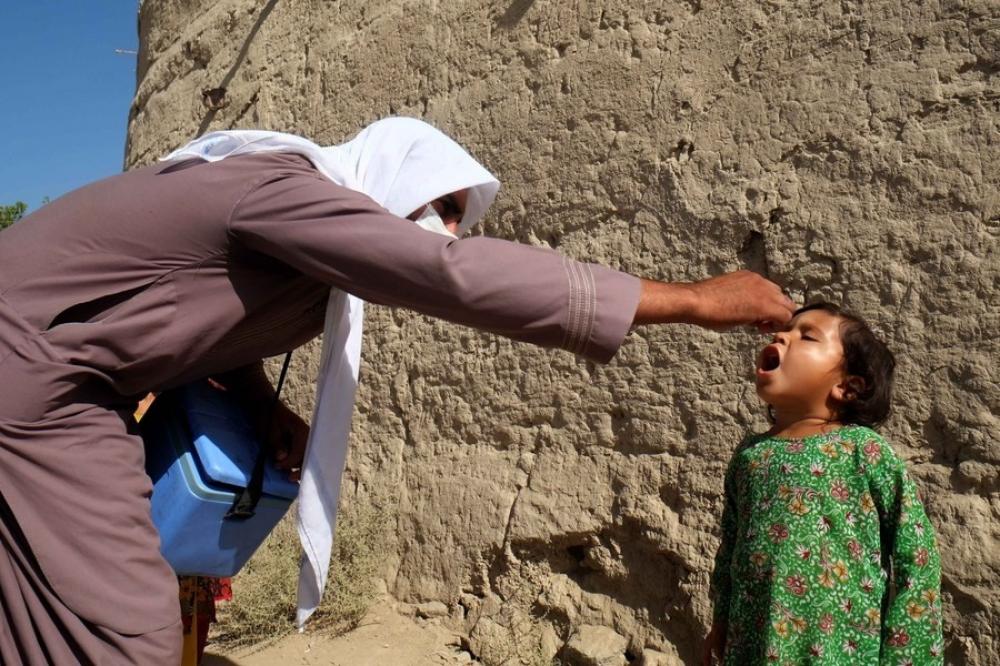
xmin=164 ymin=118 xmax=499 ymax=232
xmin=163 ymin=118 xmax=500 ymax=627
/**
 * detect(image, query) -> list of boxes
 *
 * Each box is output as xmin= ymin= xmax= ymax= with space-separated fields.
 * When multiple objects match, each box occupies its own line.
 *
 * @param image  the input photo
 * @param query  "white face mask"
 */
xmin=413 ymin=204 xmax=458 ymax=239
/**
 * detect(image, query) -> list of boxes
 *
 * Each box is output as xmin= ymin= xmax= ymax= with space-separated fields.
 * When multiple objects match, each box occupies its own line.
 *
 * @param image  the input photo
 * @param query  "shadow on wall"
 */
xmin=503 ymin=528 xmax=702 ymax=663
xmin=196 ymin=0 xmax=281 ymax=137
xmin=496 ymin=0 xmax=537 ymax=29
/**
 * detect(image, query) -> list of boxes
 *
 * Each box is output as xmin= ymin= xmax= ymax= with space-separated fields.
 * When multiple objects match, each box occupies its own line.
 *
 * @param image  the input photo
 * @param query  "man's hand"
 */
xmin=211 ymin=362 xmax=311 ymax=482
xmin=270 ymin=402 xmax=310 ymax=482
xmin=633 ymin=271 xmax=795 ymax=332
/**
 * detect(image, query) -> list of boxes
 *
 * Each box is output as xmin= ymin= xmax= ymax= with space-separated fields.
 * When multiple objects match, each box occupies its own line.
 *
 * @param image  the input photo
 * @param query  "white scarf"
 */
xmin=163 ymin=118 xmax=500 ymax=627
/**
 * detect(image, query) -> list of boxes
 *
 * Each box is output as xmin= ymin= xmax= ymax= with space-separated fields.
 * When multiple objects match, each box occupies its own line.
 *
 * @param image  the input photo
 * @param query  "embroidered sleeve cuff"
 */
xmin=560 ymin=257 xmax=641 ymax=364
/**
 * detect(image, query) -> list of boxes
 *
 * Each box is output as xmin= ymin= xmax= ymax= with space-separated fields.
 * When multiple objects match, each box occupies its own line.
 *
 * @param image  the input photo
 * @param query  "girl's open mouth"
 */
xmin=758 ymin=345 xmax=781 ymax=373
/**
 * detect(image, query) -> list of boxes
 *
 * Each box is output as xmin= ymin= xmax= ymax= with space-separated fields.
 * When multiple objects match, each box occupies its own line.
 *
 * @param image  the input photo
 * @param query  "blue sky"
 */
xmin=0 ymin=2 xmax=139 ymax=212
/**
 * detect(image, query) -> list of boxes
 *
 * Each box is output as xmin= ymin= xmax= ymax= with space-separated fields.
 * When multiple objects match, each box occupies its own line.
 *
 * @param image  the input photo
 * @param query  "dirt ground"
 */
xmin=202 ymin=599 xmax=476 ymax=666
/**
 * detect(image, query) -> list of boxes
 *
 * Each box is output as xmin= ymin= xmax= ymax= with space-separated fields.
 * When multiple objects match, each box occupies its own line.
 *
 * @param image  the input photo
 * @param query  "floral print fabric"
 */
xmin=710 ymin=426 xmax=943 ymax=665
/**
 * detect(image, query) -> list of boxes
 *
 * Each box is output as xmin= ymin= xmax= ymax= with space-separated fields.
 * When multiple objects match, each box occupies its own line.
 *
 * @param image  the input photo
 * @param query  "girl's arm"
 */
xmin=864 ymin=433 xmax=944 ymax=664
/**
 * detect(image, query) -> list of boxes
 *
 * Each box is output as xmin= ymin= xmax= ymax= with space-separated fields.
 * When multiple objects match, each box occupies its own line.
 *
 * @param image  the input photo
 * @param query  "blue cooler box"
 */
xmin=141 ymin=382 xmax=299 ymax=577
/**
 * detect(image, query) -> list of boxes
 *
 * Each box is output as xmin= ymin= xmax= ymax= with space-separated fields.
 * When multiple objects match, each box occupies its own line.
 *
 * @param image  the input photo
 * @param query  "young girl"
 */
xmin=705 ymin=303 xmax=943 ymax=665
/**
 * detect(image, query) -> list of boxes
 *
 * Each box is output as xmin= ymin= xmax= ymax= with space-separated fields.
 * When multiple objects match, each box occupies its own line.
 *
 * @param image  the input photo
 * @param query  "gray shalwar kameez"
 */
xmin=0 ymin=153 xmax=640 ymax=664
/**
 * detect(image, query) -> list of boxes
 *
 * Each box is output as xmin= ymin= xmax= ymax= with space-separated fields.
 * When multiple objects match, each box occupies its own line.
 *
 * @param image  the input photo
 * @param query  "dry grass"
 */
xmin=209 ymin=498 xmax=392 ymax=651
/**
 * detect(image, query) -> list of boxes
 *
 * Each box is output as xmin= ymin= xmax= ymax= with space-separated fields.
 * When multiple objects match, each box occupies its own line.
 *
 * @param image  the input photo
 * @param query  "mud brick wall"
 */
xmin=128 ymin=1 xmax=998 ymax=662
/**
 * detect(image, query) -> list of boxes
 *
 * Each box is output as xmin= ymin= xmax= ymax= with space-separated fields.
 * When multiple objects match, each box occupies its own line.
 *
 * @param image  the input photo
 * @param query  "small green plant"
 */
xmin=1 ymin=201 xmax=27 ymax=230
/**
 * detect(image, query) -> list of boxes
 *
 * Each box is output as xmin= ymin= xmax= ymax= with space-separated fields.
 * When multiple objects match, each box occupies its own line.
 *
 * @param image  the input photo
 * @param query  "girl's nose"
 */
xmin=772 ymin=330 xmax=790 ymax=345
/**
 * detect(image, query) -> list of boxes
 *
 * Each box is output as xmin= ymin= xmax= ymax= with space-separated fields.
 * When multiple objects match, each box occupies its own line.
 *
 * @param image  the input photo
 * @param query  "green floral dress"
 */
xmin=710 ymin=426 xmax=943 ymax=665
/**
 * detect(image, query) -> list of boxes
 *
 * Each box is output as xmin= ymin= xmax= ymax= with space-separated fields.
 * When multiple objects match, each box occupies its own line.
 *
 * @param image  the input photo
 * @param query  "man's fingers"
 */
xmin=756 ymin=276 xmax=795 ymax=310
xmin=760 ymin=300 xmax=794 ymax=328
xmin=739 ymin=272 xmax=795 ymax=325
xmin=778 ymin=291 xmax=795 ymax=310
xmin=744 ymin=282 xmax=794 ymax=332
xmin=762 ymin=285 xmax=796 ymax=320
xmin=672 ymin=270 xmax=796 ymax=331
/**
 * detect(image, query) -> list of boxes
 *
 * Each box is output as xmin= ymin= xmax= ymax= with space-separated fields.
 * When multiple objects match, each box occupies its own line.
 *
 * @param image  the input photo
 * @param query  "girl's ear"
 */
xmin=832 ymin=375 xmax=866 ymax=404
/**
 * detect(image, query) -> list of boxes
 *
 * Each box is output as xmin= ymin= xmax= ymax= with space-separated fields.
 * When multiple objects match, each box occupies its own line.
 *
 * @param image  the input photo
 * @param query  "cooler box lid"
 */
xmin=178 ymin=383 xmax=299 ymax=501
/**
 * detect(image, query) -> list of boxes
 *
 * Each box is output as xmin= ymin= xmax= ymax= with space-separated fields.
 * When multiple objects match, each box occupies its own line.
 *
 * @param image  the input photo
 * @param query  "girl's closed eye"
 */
xmin=796 ymin=324 xmax=821 ymax=341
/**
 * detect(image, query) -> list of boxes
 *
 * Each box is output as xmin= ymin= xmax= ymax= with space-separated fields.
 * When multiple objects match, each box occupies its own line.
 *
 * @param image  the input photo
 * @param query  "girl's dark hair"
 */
xmin=795 ymin=302 xmax=896 ymax=428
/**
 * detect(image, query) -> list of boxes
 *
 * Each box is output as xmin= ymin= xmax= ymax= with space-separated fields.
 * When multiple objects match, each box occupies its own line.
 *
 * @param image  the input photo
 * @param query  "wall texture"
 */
xmin=127 ymin=1 xmax=999 ymax=663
